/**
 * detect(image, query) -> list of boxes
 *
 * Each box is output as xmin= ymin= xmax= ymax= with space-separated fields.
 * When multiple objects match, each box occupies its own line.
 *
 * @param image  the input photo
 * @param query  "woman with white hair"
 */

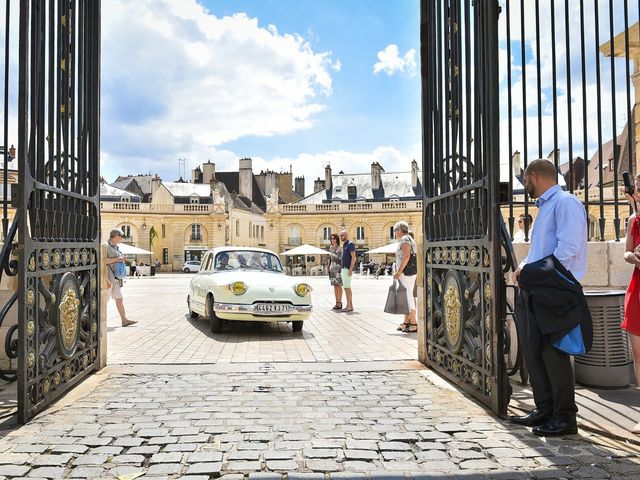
xmin=393 ymin=220 xmax=418 ymax=332
xmin=102 ymin=228 xmax=137 ymax=327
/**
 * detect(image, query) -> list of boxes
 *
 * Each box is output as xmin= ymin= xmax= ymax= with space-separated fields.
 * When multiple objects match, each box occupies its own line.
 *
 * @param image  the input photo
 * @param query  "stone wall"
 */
xmin=511 ymin=241 xmax=632 ymax=289
xmin=417 ymin=242 xmax=632 ymax=363
xmin=0 ymin=269 xmax=17 ymax=371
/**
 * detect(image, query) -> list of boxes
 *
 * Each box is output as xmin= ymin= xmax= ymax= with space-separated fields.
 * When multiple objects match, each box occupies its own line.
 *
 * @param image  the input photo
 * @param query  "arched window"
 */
xmin=356 ymin=226 xmax=365 ymax=241
xmin=322 ymin=226 xmax=331 ymax=241
xmin=191 ymin=224 xmax=202 ymax=241
xmin=289 ymin=225 xmax=301 ymax=245
xmin=121 ymin=225 xmax=132 ymax=239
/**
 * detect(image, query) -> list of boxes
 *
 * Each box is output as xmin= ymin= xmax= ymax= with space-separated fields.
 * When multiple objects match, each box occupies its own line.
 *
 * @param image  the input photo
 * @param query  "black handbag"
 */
xmin=403 ymin=253 xmax=417 ymax=276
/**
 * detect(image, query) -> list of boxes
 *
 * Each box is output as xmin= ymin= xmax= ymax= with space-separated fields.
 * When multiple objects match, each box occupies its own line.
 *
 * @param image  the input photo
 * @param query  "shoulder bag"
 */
xmin=402 ymin=238 xmax=417 ymax=276
xmin=384 ymin=279 xmax=410 ymax=315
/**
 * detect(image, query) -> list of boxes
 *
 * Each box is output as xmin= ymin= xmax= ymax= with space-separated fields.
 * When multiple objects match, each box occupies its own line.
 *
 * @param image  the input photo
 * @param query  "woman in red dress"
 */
xmin=623 ymin=175 xmax=640 ymax=434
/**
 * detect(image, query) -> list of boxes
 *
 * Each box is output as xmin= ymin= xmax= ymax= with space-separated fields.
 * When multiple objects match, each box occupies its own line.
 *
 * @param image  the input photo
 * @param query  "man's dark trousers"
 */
xmin=516 ymin=290 xmax=578 ymax=419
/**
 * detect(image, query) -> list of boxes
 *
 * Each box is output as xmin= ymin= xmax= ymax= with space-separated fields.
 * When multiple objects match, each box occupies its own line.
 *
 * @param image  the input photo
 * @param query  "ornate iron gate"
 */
xmin=11 ymin=0 xmax=101 ymax=423
xmin=421 ymin=0 xmax=510 ymax=414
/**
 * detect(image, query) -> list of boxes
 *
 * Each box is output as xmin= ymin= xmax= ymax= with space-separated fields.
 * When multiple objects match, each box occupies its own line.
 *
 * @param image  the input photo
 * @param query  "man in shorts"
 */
xmin=101 ymin=228 xmax=136 ymax=328
xmin=339 ymin=229 xmax=356 ymax=312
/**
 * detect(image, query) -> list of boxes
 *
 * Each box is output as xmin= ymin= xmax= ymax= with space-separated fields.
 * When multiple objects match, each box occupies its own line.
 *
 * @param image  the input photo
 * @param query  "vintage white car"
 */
xmin=187 ymin=247 xmax=313 ymax=333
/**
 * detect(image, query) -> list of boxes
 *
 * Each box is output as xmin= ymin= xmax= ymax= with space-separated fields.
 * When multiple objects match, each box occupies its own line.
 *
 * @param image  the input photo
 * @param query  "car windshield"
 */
xmin=215 ymin=251 xmax=283 ymax=272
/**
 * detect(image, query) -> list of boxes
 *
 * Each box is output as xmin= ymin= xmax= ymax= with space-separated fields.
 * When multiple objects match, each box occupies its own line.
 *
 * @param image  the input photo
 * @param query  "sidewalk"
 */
xmin=509 ymin=382 xmax=640 ymax=443
xmin=1 ymin=363 xmax=640 ymax=479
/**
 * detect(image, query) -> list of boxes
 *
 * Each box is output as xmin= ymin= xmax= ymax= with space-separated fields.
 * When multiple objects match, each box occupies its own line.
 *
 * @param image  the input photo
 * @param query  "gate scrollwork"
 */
xmin=13 ymin=0 xmax=101 ymax=423
xmin=422 ymin=0 xmax=509 ymax=414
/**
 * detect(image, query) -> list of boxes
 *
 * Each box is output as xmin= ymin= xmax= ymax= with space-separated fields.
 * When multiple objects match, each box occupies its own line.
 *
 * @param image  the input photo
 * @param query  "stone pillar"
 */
xmin=264 ymin=212 xmax=282 ymax=253
xmin=98 ymin=289 xmax=109 ymax=369
xmin=633 ymin=69 xmax=640 ymax=176
xmin=210 ymin=214 xmax=227 ymax=248
xmin=0 ymin=271 xmax=17 ymax=372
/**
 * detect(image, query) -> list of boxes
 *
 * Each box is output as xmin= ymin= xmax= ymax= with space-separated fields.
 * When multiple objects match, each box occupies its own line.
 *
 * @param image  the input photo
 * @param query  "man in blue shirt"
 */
xmin=511 ymin=159 xmax=587 ymax=437
xmin=339 ymin=229 xmax=356 ymax=312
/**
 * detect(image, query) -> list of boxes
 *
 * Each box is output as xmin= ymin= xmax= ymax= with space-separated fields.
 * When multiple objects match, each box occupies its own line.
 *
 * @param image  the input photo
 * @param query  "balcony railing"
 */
xmin=288 ymin=237 xmax=302 ymax=245
xmin=280 ymin=200 xmax=423 ymax=214
xmin=100 ymin=202 xmax=214 ymax=214
xmin=190 ymin=235 xmax=202 ymax=242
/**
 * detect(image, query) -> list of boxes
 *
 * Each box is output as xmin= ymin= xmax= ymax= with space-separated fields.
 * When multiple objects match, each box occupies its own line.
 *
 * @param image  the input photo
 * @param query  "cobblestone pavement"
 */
xmin=106 ymin=274 xmax=417 ymax=364
xmin=1 ymin=367 xmax=639 ymax=479
xmin=2 ymin=273 xmax=640 ymax=479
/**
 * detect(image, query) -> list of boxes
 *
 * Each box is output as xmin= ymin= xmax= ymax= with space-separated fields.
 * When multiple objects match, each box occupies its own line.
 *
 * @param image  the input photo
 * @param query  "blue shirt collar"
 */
xmin=535 ymin=184 xmax=561 ymax=207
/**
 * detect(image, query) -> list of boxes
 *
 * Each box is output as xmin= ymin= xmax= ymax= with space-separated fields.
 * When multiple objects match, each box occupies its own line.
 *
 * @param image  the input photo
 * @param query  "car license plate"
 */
xmin=255 ymin=303 xmax=291 ymax=314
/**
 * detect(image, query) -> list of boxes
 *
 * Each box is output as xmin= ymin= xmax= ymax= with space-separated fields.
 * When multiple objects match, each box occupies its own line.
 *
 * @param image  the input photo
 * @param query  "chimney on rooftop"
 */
xmin=151 ymin=175 xmax=162 ymax=195
xmin=325 ymin=164 xmax=332 ymax=191
xmin=192 ymin=166 xmax=202 ymax=183
xmin=371 ymin=162 xmax=384 ymax=190
xmin=203 ymin=161 xmax=215 ymax=184
xmin=294 ymin=176 xmax=305 ymax=197
xmin=411 ymin=159 xmax=419 ymax=190
xmin=239 ymin=158 xmax=253 ymax=199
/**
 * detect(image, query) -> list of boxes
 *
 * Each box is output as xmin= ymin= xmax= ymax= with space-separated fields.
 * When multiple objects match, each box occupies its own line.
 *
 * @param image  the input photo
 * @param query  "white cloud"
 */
xmin=267 ymin=145 xmax=421 ymax=196
xmin=100 ymin=140 xmax=422 ymax=198
xmin=101 ymin=0 xmax=339 ymax=173
xmin=373 ymin=44 xmax=416 ymax=77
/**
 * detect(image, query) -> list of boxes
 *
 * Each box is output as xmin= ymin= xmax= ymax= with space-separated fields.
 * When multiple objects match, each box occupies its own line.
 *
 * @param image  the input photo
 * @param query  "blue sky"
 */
xmin=100 ymin=0 xmax=421 ymax=191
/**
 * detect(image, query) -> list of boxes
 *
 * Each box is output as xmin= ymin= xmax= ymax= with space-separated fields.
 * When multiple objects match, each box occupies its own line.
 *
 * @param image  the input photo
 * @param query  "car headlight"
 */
xmin=294 ymin=283 xmax=312 ymax=297
xmin=229 ymin=281 xmax=248 ymax=295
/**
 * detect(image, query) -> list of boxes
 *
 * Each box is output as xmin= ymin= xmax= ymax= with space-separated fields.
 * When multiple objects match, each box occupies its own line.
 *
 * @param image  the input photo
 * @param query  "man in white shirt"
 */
xmin=512 ymin=213 xmax=533 ymax=243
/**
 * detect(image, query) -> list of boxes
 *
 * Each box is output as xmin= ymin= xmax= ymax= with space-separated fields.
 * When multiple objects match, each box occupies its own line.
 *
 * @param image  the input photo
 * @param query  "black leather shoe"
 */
xmin=509 ymin=409 xmax=551 ymax=427
xmin=533 ymin=417 xmax=578 ymax=437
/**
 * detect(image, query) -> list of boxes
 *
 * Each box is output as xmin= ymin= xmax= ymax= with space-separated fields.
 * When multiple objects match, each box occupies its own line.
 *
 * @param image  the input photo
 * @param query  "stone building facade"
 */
xmin=100 ymin=159 xmax=426 ymax=271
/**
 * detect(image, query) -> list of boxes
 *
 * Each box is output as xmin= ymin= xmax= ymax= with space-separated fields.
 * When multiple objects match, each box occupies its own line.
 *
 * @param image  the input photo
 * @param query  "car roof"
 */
xmin=205 ymin=246 xmax=279 ymax=256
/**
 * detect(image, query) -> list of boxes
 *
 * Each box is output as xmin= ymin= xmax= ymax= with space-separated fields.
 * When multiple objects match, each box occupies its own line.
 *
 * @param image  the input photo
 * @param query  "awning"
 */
xmin=119 ymin=243 xmax=153 ymax=255
xmin=280 ymin=244 xmax=330 ymax=256
xmin=366 ymin=242 xmax=398 ymax=254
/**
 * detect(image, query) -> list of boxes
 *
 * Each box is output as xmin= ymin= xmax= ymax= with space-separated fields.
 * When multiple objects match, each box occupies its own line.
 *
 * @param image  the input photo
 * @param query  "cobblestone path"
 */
xmin=1 ymin=368 xmax=639 ymax=479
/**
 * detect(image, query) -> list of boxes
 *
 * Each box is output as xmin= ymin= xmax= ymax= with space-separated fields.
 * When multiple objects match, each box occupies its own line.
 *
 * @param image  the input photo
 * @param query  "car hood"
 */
xmin=210 ymin=271 xmax=302 ymax=287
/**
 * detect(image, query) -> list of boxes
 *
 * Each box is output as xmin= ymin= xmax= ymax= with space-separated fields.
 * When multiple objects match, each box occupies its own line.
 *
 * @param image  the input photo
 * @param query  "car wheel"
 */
xmin=187 ymin=296 xmax=198 ymax=319
xmin=207 ymin=295 xmax=222 ymax=333
xmin=292 ymin=321 xmax=303 ymax=332
xmin=184 ymin=268 xmax=190 ymax=273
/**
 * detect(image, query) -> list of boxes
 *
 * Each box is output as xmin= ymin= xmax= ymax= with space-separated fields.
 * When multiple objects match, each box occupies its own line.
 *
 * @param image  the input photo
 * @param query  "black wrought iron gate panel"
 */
xmin=421 ymin=0 xmax=509 ymax=415
xmin=16 ymin=0 xmax=101 ymax=423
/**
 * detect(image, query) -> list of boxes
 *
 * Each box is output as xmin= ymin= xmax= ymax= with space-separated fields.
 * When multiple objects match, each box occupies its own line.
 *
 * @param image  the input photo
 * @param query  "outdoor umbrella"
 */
xmin=280 ymin=244 xmax=329 ymax=256
xmin=365 ymin=242 xmax=398 ymax=254
xmin=366 ymin=242 xmax=399 ymax=275
xmin=118 ymin=243 xmax=154 ymax=255
xmin=280 ymin=244 xmax=329 ymax=275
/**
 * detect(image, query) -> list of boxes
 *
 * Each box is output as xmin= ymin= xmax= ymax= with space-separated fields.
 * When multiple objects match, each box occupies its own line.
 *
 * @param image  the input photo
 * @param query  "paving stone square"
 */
xmin=1 ymin=368 xmax=639 ymax=478
xmin=1 ymin=274 xmax=639 ymax=479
